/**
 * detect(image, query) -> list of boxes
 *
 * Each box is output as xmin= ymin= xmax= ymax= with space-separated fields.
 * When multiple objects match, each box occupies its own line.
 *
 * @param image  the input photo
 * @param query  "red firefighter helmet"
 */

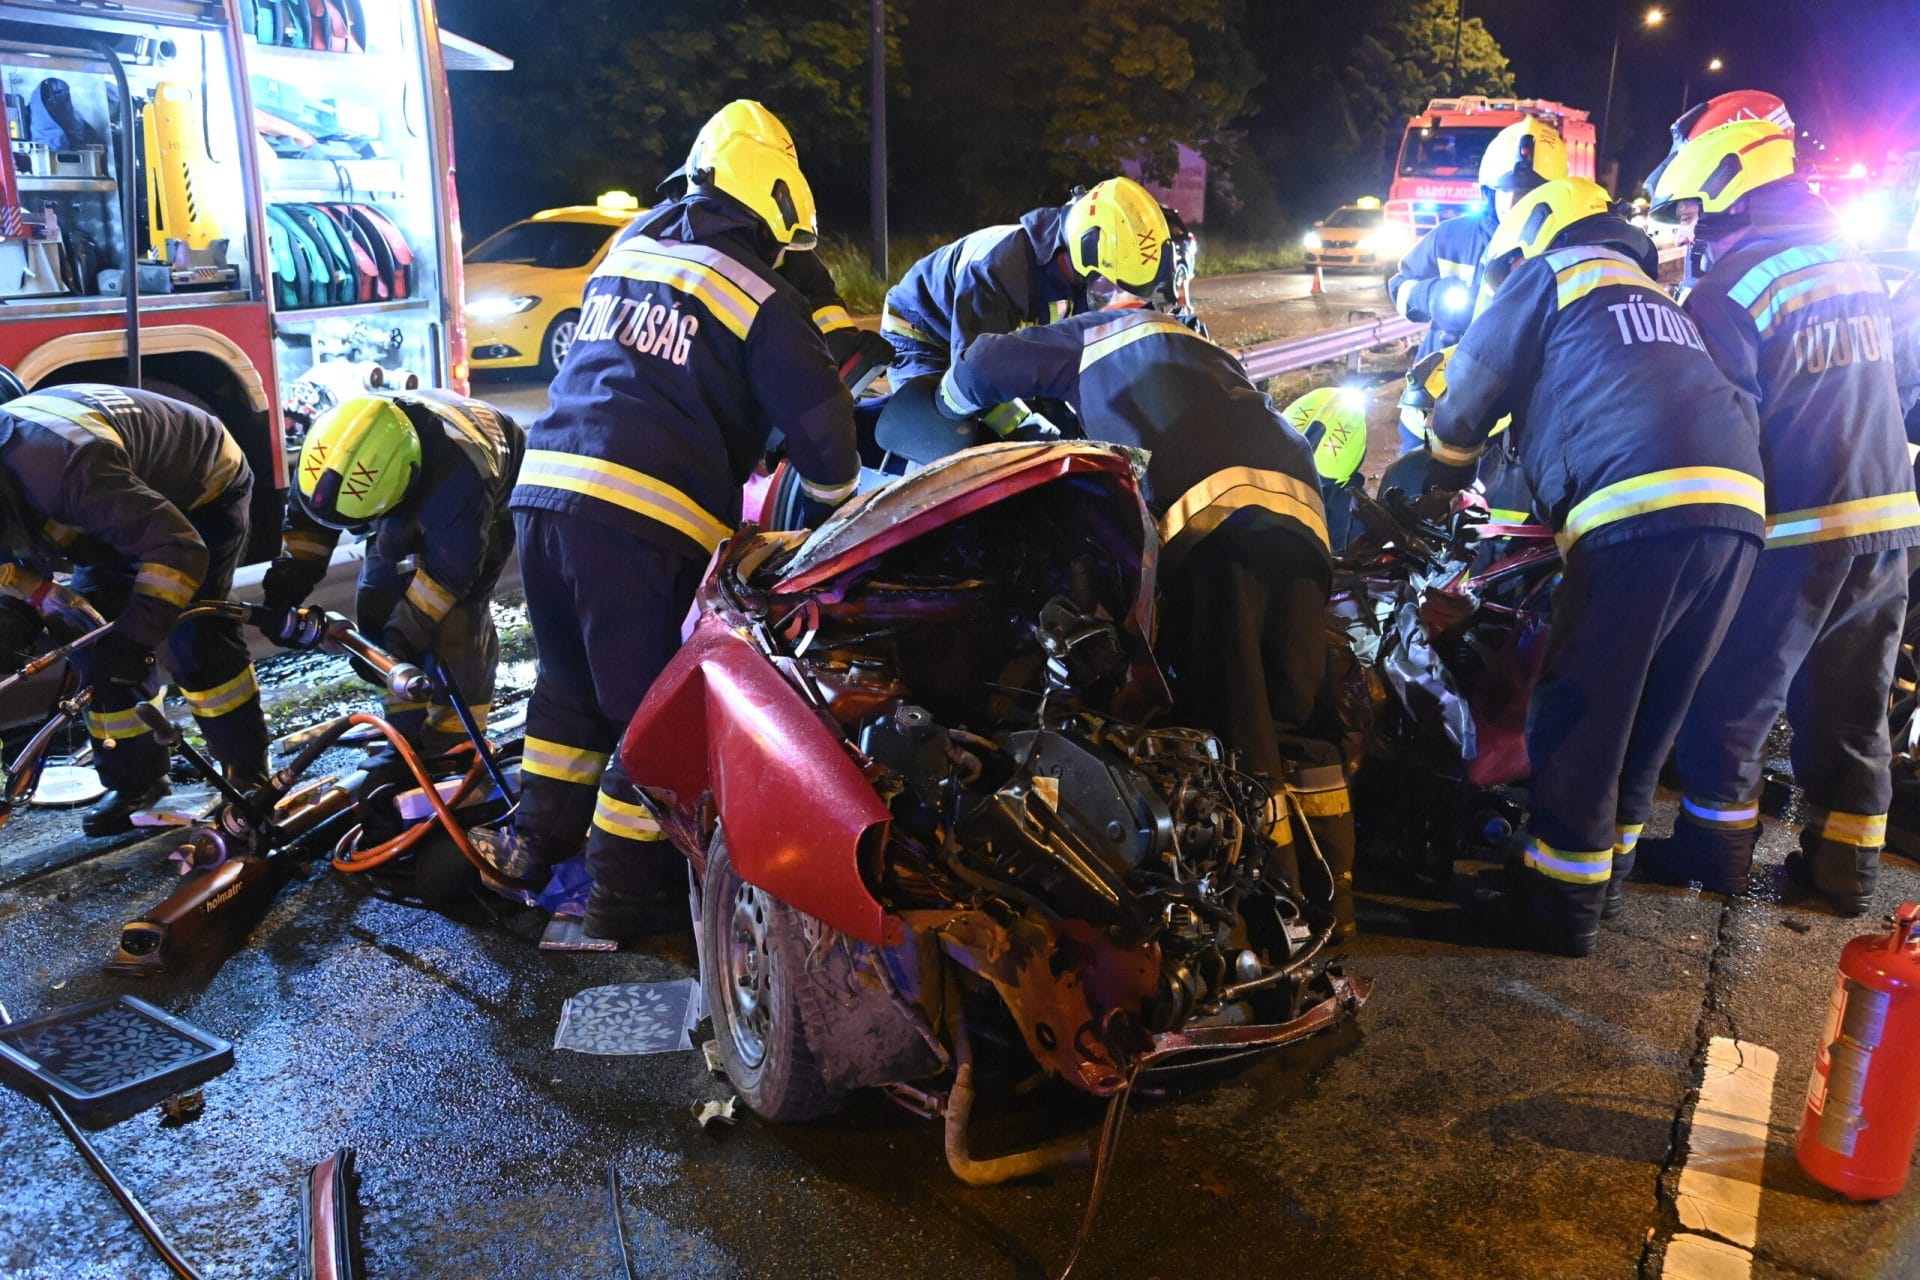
xmin=1645 ymin=90 xmax=1796 ymax=195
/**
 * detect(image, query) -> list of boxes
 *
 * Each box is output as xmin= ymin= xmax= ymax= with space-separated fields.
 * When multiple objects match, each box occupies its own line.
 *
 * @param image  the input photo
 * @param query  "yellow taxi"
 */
xmin=464 ymin=191 xmax=645 ymax=376
xmin=1301 ymin=197 xmax=1413 ymax=272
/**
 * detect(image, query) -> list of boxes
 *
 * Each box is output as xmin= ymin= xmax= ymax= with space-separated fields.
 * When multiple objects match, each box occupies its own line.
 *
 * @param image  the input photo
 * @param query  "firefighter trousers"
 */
xmin=69 ymin=479 xmax=267 ymax=792
xmin=1525 ymin=529 xmax=1758 ymax=895
xmin=513 ymin=508 xmax=706 ymax=896
xmin=1673 ymin=545 xmax=1908 ymax=863
xmin=1158 ymin=512 xmax=1354 ymax=924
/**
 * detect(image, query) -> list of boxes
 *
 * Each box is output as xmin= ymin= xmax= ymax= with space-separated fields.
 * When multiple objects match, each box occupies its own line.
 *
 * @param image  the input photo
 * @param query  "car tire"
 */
xmin=701 ymin=830 xmax=847 ymax=1122
xmin=538 ymin=309 xmax=580 ymax=378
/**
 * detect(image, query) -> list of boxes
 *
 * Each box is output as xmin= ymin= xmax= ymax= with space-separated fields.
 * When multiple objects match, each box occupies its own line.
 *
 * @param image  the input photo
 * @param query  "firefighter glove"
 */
xmin=91 ymin=631 xmax=156 ymax=688
xmin=261 ymin=557 xmax=326 ymax=613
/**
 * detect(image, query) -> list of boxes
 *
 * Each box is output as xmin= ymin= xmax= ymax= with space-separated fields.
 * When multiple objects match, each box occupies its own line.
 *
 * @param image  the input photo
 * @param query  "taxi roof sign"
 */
xmin=1354 ymin=196 xmax=1381 ymax=209
xmin=596 ymin=190 xmax=642 ymax=214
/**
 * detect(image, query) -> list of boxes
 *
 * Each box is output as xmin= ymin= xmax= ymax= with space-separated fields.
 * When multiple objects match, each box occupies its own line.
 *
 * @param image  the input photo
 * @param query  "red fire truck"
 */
xmin=1387 ymin=96 xmax=1597 ymax=235
xmin=0 ymin=0 xmax=505 ymax=555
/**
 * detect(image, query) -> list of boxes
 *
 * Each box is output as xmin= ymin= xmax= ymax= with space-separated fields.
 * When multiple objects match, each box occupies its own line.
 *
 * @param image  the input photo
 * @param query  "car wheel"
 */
xmin=539 ymin=309 xmax=580 ymax=378
xmin=701 ymin=831 xmax=846 ymax=1122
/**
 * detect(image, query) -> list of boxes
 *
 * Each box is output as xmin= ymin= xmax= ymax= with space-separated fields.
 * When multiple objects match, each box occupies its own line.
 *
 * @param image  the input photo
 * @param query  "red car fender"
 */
xmin=619 ymin=612 xmax=895 ymax=946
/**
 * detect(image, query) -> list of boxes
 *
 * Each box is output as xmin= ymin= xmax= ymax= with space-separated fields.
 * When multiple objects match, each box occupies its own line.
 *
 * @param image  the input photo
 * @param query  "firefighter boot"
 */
xmin=81 ymin=780 xmax=172 ymax=837
xmin=1786 ymin=835 xmax=1880 ymax=918
xmin=1286 ymin=765 xmax=1357 ymax=937
xmin=1471 ymin=864 xmax=1604 ymax=958
xmin=1634 ymin=811 xmax=1759 ymax=896
xmin=1603 ymin=824 xmax=1644 ymax=920
xmin=582 ymin=883 xmax=690 ymax=942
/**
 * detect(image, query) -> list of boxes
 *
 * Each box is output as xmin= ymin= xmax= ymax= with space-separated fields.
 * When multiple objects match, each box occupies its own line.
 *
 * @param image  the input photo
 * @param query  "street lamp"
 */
xmin=1681 ymin=56 xmax=1724 ymax=116
xmin=1600 ymin=7 xmax=1668 ymax=161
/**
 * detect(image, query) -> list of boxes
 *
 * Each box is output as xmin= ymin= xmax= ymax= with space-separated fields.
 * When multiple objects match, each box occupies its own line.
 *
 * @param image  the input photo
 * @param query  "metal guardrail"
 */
xmin=1234 ymin=243 xmax=1692 ymax=381
xmin=1235 ymin=314 xmax=1426 ymax=382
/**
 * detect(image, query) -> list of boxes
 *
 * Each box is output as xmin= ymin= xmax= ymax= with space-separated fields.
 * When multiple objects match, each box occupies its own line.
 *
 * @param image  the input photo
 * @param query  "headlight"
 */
xmin=1361 ymin=228 xmax=1411 ymax=256
xmin=1302 ymin=232 xmax=1322 ymax=250
xmin=1840 ymin=197 xmax=1890 ymax=245
xmin=466 ymin=295 xmax=540 ymax=319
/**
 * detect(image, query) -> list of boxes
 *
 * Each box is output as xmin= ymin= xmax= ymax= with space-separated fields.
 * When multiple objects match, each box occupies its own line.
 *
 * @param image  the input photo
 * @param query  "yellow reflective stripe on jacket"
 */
xmin=1614 ymin=823 xmax=1645 ymax=854
xmin=1436 ymin=260 xmax=1475 ymax=280
xmin=1746 ymin=258 xmax=1886 ymax=335
xmin=880 ymin=308 xmax=935 ymax=345
xmin=592 ymin=789 xmax=667 ymax=841
xmin=133 ymin=561 xmax=198 ymax=607
xmin=1078 ymin=313 xmax=1198 ymax=370
xmin=405 ymin=570 xmax=458 ymax=623
xmin=9 ymin=398 xmax=123 ymax=448
xmin=811 ymin=304 xmax=855 ymax=334
xmin=518 ymin=449 xmax=732 ymax=552
xmin=522 ymin=735 xmax=610 ymax=786
xmin=283 ymin=530 xmax=332 ymax=561
xmin=1523 ymin=835 xmax=1613 ymax=885
xmin=1807 ymin=809 xmax=1887 ymax=848
xmin=593 ymin=242 xmax=767 ymax=340
xmin=1764 ymin=491 xmax=1920 ymax=548
xmin=1558 ymin=467 xmax=1765 ymax=551
xmin=1555 ymin=258 xmax=1648 ymax=308
xmin=1160 ymin=466 xmax=1330 ymax=551
xmin=180 ymin=666 xmax=260 ymax=719
xmin=196 ymin=435 xmax=248 ymax=508
xmin=87 ymin=696 xmax=164 ymax=742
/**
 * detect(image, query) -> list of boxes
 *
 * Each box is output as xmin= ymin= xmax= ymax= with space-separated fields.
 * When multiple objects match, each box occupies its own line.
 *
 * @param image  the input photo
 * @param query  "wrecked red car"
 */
xmin=621 ymin=441 xmax=1367 ymax=1180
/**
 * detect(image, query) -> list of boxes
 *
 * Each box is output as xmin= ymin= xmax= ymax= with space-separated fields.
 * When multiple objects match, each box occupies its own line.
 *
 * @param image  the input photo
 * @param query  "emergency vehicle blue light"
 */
xmin=1416 ymin=201 xmax=1437 ymax=212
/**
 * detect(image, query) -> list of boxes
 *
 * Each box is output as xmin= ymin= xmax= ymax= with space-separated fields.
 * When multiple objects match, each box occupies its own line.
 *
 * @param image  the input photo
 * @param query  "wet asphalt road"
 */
xmin=2 ymin=735 xmax=1918 ymax=1279
xmin=6 ymin=270 xmax=1919 ymax=1278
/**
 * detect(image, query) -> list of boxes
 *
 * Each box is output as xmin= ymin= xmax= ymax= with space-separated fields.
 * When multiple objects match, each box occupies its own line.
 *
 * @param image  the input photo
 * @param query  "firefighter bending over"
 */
xmin=477 ymin=101 xmax=860 ymax=942
xmin=938 ymin=305 xmax=1356 ymax=935
xmin=262 ymin=391 xmax=525 ymax=754
xmin=884 ymin=177 xmax=1173 ymax=436
xmin=0 ymin=383 xmax=269 ymax=834
xmin=1428 ymin=179 xmax=1766 ymax=957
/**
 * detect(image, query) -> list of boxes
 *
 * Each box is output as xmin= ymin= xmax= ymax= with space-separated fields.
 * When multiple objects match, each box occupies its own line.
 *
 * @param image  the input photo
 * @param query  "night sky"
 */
xmin=1476 ymin=0 xmax=1920 ymax=183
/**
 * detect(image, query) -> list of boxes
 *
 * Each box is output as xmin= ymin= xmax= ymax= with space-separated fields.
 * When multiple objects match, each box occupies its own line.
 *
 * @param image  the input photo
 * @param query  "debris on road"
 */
xmin=692 ymin=1097 xmax=738 ymax=1129
xmin=553 ymin=980 xmax=698 ymax=1055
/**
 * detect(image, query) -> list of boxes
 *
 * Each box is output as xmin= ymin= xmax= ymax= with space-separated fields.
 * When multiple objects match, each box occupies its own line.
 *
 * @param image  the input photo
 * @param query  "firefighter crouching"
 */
xmin=1281 ymin=386 xmax=1369 ymax=550
xmin=884 ymin=176 xmax=1173 ymax=437
xmin=937 ymin=305 xmax=1356 ymax=935
xmin=261 ymin=391 xmax=525 ymax=753
xmin=1637 ymin=119 xmax=1920 ymax=915
xmin=475 ymin=101 xmax=860 ymax=941
xmin=0 ymin=383 xmax=269 ymax=834
xmin=1427 ymin=178 xmax=1766 ymax=957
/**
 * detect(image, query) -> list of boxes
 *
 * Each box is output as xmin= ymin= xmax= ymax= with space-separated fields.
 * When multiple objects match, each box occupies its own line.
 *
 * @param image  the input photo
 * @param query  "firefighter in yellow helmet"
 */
xmin=480 ymin=100 xmax=860 ymax=941
xmin=261 ymin=391 xmax=525 ymax=754
xmin=1429 ymin=177 xmax=1767 ymax=955
xmin=884 ymin=176 xmax=1173 ymax=436
xmin=1388 ymin=117 xmax=1570 ymax=447
xmin=1634 ymin=118 xmax=1920 ymax=915
xmin=660 ymin=100 xmax=892 ymax=382
xmin=1282 ymin=386 xmax=1369 ymax=548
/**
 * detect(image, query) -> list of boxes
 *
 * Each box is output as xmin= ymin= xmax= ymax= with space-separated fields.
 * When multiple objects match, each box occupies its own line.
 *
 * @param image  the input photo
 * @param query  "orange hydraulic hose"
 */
xmin=329 ymin=754 xmax=485 ymax=872
xmin=325 ymin=714 xmax=533 ymax=897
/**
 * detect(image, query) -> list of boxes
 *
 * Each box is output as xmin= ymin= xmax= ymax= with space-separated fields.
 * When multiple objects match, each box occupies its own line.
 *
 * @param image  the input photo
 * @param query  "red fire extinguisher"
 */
xmin=1795 ymin=901 xmax=1920 ymax=1201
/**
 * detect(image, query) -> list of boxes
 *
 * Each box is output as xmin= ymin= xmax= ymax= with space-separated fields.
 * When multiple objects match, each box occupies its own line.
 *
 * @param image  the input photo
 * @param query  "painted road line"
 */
xmin=1661 ymin=1036 xmax=1780 ymax=1280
